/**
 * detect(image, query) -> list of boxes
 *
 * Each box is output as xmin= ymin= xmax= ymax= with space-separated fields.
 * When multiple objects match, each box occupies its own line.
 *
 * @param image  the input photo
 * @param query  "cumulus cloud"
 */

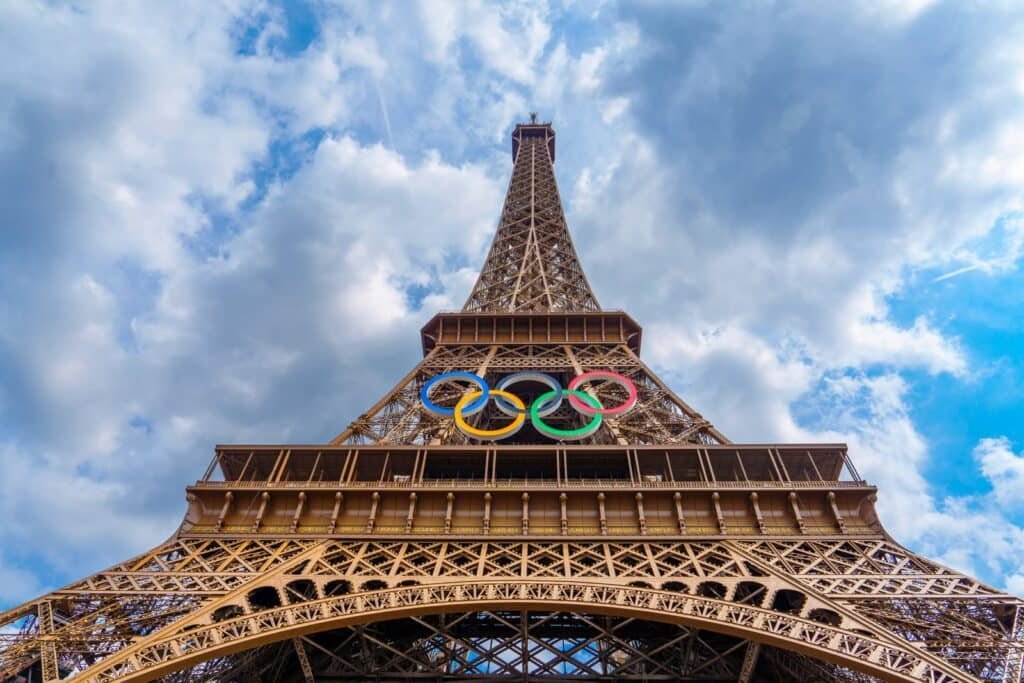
xmin=974 ymin=437 xmax=1024 ymax=511
xmin=1009 ymin=574 xmax=1024 ymax=598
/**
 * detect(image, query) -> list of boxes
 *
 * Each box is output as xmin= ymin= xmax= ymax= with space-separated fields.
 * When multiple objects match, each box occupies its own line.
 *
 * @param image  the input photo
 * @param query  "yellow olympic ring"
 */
xmin=454 ymin=390 xmax=526 ymax=440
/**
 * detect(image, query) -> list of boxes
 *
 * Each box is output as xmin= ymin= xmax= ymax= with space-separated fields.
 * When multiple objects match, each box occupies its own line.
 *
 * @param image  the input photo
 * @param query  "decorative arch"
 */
xmin=81 ymin=580 xmax=963 ymax=682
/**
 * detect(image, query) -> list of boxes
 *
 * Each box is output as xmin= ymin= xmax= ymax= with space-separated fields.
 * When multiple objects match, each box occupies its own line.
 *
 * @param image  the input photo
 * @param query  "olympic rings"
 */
xmin=420 ymin=370 xmax=637 ymax=442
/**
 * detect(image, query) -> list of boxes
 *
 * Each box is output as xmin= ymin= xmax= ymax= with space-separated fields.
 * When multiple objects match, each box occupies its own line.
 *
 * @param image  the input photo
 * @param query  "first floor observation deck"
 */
xmin=182 ymin=444 xmax=880 ymax=539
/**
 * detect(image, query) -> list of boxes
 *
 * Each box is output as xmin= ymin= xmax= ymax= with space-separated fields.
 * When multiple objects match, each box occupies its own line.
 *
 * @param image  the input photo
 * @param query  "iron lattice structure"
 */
xmin=2 ymin=120 xmax=1021 ymax=683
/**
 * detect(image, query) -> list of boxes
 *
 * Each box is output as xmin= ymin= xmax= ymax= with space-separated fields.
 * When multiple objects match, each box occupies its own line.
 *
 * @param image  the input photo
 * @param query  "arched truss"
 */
xmin=167 ymin=610 xmax=882 ymax=681
xmin=82 ymin=580 xmax=965 ymax=682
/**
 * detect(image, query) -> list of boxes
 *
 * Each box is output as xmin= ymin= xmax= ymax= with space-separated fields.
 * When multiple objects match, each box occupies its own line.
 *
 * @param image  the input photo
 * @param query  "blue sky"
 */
xmin=1 ymin=0 xmax=1024 ymax=608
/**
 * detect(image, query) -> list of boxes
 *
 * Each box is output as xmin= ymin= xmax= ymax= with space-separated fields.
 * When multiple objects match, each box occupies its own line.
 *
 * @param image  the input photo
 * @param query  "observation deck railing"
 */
xmin=195 ymin=477 xmax=869 ymax=490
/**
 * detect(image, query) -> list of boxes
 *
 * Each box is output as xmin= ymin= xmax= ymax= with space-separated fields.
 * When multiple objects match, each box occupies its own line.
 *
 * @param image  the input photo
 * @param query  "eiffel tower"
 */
xmin=2 ymin=118 xmax=1022 ymax=682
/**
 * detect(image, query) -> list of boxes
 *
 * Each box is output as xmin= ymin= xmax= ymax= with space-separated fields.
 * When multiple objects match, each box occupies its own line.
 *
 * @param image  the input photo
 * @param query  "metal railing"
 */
xmin=195 ymin=477 xmax=868 ymax=490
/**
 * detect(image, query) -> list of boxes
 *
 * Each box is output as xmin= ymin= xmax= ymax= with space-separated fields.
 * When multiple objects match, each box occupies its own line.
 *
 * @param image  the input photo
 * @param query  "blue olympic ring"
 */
xmin=419 ymin=371 xmax=490 ymax=416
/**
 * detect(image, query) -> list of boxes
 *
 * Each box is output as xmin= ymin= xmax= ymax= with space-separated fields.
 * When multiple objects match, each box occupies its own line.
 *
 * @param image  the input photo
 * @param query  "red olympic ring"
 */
xmin=567 ymin=371 xmax=638 ymax=416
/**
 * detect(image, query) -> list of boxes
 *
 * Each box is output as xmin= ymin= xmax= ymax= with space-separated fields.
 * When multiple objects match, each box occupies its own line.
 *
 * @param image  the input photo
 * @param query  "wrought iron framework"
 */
xmin=463 ymin=123 xmax=599 ymax=313
xmin=2 ymin=119 xmax=1021 ymax=682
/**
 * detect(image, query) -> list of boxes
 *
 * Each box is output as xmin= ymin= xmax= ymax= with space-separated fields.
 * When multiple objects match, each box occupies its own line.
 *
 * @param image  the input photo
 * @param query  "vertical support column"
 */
xmin=405 ymin=492 xmax=418 ymax=533
xmin=340 ymin=450 xmax=352 ymax=483
xmin=252 ymin=491 xmax=270 ymax=533
xmin=215 ymin=491 xmax=233 ymax=532
xmin=806 ymin=450 xmax=824 ymax=480
xmin=559 ymin=492 xmax=568 ymax=535
xmin=366 ymin=492 xmax=380 ymax=533
xmin=841 ymin=448 xmax=863 ymax=481
xmin=411 ymin=450 xmax=421 ymax=485
xmin=38 ymin=601 xmax=59 ymax=683
xmin=767 ymin=448 xmax=784 ymax=482
xmin=673 ymin=492 xmax=687 ymax=534
xmin=483 ymin=492 xmax=492 ymax=534
xmin=290 ymin=491 xmax=306 ymax=533
xmin=772 ymin=448 xmax=791 ymax=482
xmin=597 ymin=492 xmax=607 ymax=535
xmin=266 ymin=449 xmax=284 ymax=481
xmin=417 ymin=450 xmax=428 ymax=483
xmin=750 ymin=492 xmax=766 ymax=534
xmin=696 ymin=449 xmax=710 ymax=482
xmin=789 ymin=492 xmax=807 ymax=534
xmin=738 ymin=642 xmax=761 ymax=683
xmin=522 ymin=492 xmax=530 ymax=535
xmin=635 ymin=492 xmax=647 ymax=535
xmin=307 ymin=451 xmax=322 ymax=484
xmin=201 ymin=454 xmax=219 ymax=482
xmin=445 ymin=492 xmax=455 ymax=534
xmin=828 ymin=491 xmax=848 ymax=534
xmin=273 ymin=449 xmax=292 ymax=483
xmin=702 ymin=449 xmax=717 ymax=483
xmin=735 ymin=450 xmax=749 ymax=482
xmin=328 ymin=492 xmax=343 ymax=534
xmin=712 ymin=492 xmax=727 ymax=534
xmin=346 ymin=452 xmax=360 ymax=483
xmin=292 ymin=637 xmax=315 ymax=683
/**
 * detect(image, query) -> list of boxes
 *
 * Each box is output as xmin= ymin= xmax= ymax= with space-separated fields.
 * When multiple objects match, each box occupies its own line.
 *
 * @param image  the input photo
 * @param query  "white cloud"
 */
xmin=975 ymin=437 xmax=1024 ymax=511
xmin=862 ymin=0 xmax=939 ymax=25
xmin=600 ymin=96 xmax=629 ymax=123
xmin=412 ymin=0 xmax=552 ymax=84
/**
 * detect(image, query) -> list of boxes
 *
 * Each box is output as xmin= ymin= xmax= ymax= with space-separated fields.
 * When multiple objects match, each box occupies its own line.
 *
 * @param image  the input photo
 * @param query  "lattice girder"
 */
xmin=5 ymin=536 xmax=1020 ymax=681
xmin=464 ymin=124 xmax=599 ymax=313
xmin=40 ymin=578 xmax=967 ymax=681
xmin=330 ymin=341 xmax=725 ymax=446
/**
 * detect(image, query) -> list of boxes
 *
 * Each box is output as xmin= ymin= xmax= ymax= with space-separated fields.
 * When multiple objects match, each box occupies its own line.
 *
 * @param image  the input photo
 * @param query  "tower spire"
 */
xmin=463 ymin=119 xmax=600 ymax=313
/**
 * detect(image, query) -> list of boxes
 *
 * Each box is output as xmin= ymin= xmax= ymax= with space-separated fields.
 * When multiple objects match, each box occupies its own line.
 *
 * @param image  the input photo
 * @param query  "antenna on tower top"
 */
xmin=529 ymin=112 xmax=538 ymax=124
